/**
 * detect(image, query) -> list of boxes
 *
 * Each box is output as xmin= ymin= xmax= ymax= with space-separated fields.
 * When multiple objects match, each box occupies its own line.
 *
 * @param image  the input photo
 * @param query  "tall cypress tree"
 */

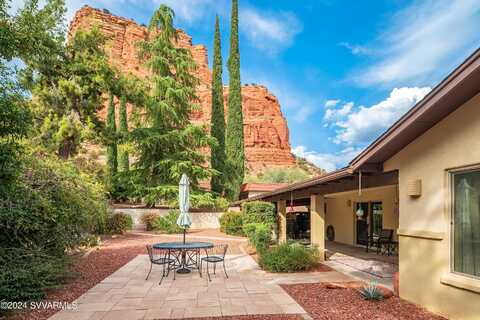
xmin=106 ymin=93 xmax=118 ymax=183
xmin=225 ymin=0 xmax=244 ymax=200
xmin=210 ymin=15 xmax=226 ymax=195
xmin=118 ymin=95 xmax=129 ymax=172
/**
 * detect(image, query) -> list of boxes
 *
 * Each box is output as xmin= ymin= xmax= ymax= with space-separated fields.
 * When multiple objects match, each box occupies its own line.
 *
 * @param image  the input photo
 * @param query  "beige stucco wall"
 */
xmin=384 ymin=93 xmax=480 ymax=319
xmin=324 ymin=185 xmax=398 ymax=246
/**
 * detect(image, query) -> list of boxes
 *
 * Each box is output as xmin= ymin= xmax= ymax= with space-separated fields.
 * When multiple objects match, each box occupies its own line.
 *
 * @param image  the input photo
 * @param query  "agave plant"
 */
xmin=358 ymin=281 xmax=384 ymax=301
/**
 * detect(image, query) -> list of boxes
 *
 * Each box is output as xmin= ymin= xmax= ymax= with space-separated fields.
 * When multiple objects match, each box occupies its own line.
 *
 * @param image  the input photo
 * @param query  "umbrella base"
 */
xmin=176 ymin=268 xmax=191 ymax=274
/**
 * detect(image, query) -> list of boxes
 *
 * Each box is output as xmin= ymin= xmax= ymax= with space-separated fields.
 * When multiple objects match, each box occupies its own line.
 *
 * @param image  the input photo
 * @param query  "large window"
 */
xmin=452 ymin=169 xmax=480 ymax=278
xmin=371 ymin=202 xmax=383 ymax=237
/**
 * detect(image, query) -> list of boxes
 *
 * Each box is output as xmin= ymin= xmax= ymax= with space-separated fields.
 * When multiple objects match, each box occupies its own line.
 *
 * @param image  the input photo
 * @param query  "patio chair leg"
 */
xmin=206 ymin=261 xmax=211 ymax=282
xmin=213 ymin=263 xmax=216 ymax=275
xmin=223 ymin=260 xmax=228 ymax=279
xmin=146 ymin=263 xmax=152 ymax=280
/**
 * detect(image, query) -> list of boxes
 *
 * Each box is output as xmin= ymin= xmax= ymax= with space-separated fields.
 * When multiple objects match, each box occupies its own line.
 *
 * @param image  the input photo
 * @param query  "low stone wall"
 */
xmin=112 ymin=207 xmax=225 ymax=230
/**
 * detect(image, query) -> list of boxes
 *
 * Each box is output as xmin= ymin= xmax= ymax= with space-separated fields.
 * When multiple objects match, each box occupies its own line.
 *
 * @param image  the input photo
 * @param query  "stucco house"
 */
xmin=239 ymin=48 xmax=480 ymax=319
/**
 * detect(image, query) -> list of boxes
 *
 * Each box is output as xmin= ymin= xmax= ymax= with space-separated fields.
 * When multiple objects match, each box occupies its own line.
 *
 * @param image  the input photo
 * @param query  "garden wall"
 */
xmin=111 ymin=207 xmax=225 ymax=230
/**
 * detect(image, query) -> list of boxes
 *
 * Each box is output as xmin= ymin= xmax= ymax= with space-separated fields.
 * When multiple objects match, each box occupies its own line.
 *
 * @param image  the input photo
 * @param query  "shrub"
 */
xmin=0 ymin=248 xmax=66 ymax=301
xmin=140 ymin=212 xmax=158 ymax=231
xmin=0 ymin=154 xmax=109 ymax=302
xmin=219 ymin=211 xmax=244 ymax=236
xmin=107 ymin=212 xmax=133 ymax=234
xmin=259 ymin=243 xmax=319 ymax=273
xmin=152 ymin=210 xmax=183 ymax=234
xmin=358 ymin=281 xmax=384 ymax=301
xmin=244 ymin=223 xmax=272 ymax=253
xmin=242 ymin=201 xmax=276 ymax=226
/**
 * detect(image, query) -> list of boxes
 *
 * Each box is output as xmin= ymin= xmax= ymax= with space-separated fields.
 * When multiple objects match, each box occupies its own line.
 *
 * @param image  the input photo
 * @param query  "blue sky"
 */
xmin=13 ymin=0 xmax=480 ymax=171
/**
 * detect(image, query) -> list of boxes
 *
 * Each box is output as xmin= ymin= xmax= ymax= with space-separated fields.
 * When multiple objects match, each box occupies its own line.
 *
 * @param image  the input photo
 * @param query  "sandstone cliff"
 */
xmin=69 ymin=6 xmax=296 ymax=170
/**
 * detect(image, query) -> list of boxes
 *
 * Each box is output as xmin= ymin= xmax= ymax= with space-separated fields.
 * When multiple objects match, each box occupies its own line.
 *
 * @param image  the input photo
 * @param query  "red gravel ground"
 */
xmin=185 ymin=316 xmax=303 ymax=320
xmin=11 ymin=231 xmax=245 ymax=320
xmin=281 ymin=282 xmax=447 ymax=320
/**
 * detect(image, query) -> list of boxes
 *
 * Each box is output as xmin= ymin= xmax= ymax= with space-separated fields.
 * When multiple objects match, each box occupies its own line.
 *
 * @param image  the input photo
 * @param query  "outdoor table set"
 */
xmin=145 ymin=174 xmax=228 ymax=284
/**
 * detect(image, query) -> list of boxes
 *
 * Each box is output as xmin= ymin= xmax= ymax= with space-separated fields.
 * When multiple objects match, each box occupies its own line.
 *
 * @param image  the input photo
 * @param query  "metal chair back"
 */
xmin=205 ymin=244 xmax=228 ymax=259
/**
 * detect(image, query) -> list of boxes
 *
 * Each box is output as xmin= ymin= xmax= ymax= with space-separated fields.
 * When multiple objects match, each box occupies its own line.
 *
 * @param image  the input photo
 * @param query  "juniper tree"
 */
xmin=118 ymin=95 xmax=129 ymax=172
xmin=225 ymin=0 xmax=244 ymax=200
xmin=106 ymin=93 xmax=118 ymax=182
xmin=210 ymin=15 xmax=226 ymax=195
xmin=133 ymin=5 xmax=213 ymax=199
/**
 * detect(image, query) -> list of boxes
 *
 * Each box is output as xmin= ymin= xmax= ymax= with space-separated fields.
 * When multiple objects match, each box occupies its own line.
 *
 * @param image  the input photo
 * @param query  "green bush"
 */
xmin=0 ymin=248 xmax=67 ymax=301
xmin=244 ymin=223 xmax=272 ymax=253
xmin=140 ymin=212 xmax=158 ymax=231
xmin=107 ymin=212 xmax=133 ymax=234
xmin=219 ymin=211 xmax=244 ymax=236
xmin=242 ymin=201 xmax=276 ymax=226
xmin=0 ymin=154 xmax=109 ymax=302
xmin=359 ymin=281 xmax=384 ymax=301
xmin=152 ymin=210 xmax=183 ymax=234
xmin=259 ymin=243 xmax=319 ymax=273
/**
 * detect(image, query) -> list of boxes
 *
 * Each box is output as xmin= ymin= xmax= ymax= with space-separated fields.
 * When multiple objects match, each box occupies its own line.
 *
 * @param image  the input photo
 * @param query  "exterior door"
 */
xmin=356 ymin=202 xmax=369 ymax=245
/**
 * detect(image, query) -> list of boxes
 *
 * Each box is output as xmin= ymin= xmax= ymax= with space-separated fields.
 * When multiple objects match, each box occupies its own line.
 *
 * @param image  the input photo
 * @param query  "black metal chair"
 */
xmin=373 ymin=229 xmax=394 ymax=255
xmin=200 ymin=244 xmax=228 ymax=281
xmin=146 ymin=245 xmax=175 ymax=284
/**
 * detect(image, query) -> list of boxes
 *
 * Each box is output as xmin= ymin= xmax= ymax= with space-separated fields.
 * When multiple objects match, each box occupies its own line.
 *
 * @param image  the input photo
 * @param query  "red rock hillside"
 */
xmin=68 ymin=6 xmax=295 ymax=170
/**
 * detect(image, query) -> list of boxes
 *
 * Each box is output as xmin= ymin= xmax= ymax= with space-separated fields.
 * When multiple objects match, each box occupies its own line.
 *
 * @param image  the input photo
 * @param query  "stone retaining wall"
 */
xmin=112 ymin=207 xmax=225 ymax=230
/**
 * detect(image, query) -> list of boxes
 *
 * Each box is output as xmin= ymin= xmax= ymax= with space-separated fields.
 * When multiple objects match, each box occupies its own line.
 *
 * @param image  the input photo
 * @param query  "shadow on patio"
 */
xmin=324 ymin=241 xmax=398 ymax=289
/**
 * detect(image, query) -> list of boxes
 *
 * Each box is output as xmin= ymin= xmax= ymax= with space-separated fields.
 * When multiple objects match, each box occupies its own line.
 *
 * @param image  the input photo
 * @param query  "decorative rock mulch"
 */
xmin=184 ymin=316 xmax=303 ymax=320
xmin=281 ymin=282 xmax=447 ymax=320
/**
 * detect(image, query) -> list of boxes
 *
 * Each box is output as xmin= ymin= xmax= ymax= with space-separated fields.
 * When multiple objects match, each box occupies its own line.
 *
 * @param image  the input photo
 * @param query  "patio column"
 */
xmin=277 ymin=200 xmax=287 ymax=243
xmin=310 ymin=194 xmax=325 ymax=261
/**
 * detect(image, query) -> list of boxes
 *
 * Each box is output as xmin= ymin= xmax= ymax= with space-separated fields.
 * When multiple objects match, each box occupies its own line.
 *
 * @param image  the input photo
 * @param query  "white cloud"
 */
xmin=352 ymin=0 xmax=480 ymax=86
xmin=240 ymin=8 xmax=302 ymax=54
xmin=324 ymin=102 xmax=353 ymax=121
xmin=324 ymin=99 xmax=340 ymax=108
xmin=293 ymin=145 xmax=362 ymax=172
xmin=331 ymin=87 xmax=431 ymax=146
xmin=339 ymin=42 xmax=371 ymax=55
xmin=294 ymin=106 xmax=314 ymax=123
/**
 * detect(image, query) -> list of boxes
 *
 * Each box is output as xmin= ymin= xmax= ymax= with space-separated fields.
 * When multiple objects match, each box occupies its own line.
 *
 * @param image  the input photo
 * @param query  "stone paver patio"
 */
xmin=50 ymin=253 xmax=352 ymax=319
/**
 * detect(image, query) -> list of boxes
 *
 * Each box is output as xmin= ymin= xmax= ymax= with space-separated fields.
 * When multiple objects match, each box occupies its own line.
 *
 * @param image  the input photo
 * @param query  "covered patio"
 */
xmin=238 ymin=169 xmax=399 ymax=268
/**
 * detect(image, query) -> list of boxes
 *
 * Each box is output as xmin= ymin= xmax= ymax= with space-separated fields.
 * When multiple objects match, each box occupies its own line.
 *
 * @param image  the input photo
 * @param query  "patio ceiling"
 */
xmin=235 ymin=170 xmax=398 ymax=203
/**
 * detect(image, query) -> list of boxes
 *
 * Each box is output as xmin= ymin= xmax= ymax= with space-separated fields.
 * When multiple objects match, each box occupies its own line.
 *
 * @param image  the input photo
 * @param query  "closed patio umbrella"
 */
xmin=177 ymin=173 xmax=192 ymax=244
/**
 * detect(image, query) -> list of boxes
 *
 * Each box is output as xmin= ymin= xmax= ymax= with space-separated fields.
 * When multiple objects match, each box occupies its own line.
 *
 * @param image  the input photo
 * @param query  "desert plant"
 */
xmin=140 ymin=212 xmax=158 ymax=231
xmin=358 ymin=281 xmax=384 ymax=301
xmin=259 ymin=243 xmax=319 ymax=273
xmin=242 ymin=201 xmax=276 ymax=226
xmin=219 ymin=211 xmax=244 ymax=236
xmin=107 ymin=212 xmax=133 ymax=234
xmin=152 ymin=210 xmax=183 ymax=234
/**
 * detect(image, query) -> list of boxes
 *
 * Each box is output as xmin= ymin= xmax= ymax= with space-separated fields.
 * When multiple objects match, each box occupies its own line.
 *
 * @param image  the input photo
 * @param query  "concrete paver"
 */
xmin=50 ymin=252 xmax=353 ymax=319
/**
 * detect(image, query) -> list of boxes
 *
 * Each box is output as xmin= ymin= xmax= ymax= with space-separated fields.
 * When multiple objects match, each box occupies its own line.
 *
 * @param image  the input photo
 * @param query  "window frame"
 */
xmin=449 ymin=165 xmax=480 ymax=280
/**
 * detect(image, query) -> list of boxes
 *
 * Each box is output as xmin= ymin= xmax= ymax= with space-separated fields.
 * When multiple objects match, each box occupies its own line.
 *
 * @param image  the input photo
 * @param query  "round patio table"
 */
xmin=153 ymin=242 xmax=213 ymax=274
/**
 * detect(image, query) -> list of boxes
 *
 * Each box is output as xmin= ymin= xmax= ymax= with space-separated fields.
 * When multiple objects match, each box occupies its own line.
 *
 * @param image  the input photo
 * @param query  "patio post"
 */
xmin=277 ymin=200 xmax=287 ymax=243
xmin=310 ymin=194 xmax=325 ymax=261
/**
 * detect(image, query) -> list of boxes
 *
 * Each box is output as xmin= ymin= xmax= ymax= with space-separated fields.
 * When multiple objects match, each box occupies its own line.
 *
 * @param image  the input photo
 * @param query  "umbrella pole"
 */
xmin=183 ymin=228 xmax=186 ymax=244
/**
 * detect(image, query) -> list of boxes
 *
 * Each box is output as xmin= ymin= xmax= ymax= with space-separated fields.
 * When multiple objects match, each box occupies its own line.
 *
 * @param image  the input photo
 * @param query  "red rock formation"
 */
xmin=69 ymin=6 xmax=295 ymax=170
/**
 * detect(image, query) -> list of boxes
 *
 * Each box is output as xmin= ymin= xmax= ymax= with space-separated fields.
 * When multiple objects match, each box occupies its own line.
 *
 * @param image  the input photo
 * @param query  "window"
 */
xmin=371 ymin=202 xmax=383 ymax=237
xmin=452 ymin=169 xmax=480 ymax=278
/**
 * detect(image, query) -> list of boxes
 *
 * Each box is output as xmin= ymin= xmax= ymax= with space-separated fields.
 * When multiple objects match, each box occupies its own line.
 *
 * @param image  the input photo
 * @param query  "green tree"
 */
xmin=225 ymin=0 xmax=244 ymax=200
xmin=210 ymin=15 xmax=226 ymax=195
xmin=106 ymin=93 xmax=118 ymax=183
xmin=0 ymin=0 xmax=65 ymax=184
xmin=26 ymin=26 xmax=117 ymax=159
xmin=132 ymin=5 xmax=213 ymax=201
xmin=118 ymin=95 xmax=129 ymax=172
